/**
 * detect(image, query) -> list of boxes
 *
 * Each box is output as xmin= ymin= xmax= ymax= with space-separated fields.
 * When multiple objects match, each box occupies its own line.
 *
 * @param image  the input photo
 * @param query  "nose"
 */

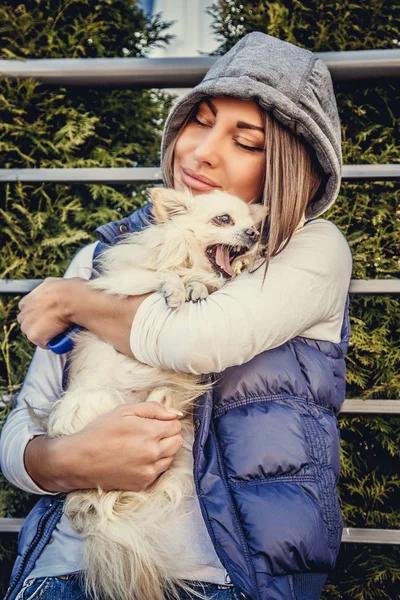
xmin=193 ymin=128 xmax=221 ymax=166
xmin=245 ymin=228 xmax=260 ymax=243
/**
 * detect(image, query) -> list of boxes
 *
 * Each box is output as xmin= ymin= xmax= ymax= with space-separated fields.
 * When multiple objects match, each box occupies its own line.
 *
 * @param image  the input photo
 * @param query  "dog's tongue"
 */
xmin=215 ymin=245 xmax=234 ymax=276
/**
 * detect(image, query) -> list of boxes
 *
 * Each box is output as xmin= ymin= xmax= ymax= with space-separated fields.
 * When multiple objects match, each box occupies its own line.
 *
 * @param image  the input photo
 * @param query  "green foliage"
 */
xmin=207 ymin=0 xmax=400 ymax=53
xmin=0 ymin=0 xmax=174 ymax=59
xmin=0 ymin=0 xmax=177 ymax=594
xmin=324 ymin=545 xmax=400 ymax=600
xmin=207 ymin=2 xmax=400 ymax=598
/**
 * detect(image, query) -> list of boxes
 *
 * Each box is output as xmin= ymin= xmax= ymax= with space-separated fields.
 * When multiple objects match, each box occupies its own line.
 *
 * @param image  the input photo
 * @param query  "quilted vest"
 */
xmin=6 ymin=204 xmax=349 ymax=600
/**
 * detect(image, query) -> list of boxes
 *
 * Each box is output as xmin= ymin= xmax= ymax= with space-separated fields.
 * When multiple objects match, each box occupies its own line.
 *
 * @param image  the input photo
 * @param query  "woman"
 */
xmin=1 ymin=32 xmax=352 ymax=600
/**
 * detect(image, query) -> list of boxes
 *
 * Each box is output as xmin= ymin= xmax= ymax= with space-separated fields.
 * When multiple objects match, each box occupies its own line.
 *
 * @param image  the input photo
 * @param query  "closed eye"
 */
xmin=191 ymin=116 xmax=264 ymax=153
xmin=234 ymin=140 xmax=264 ymax=153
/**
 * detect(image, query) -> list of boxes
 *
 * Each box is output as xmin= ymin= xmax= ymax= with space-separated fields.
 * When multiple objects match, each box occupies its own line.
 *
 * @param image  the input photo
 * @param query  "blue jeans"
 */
xmin=15 ymin=574 xmax=239 ymax=599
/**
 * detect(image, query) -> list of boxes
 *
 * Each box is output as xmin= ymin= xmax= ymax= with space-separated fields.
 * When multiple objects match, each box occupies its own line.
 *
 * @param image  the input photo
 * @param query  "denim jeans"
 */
xmin=15 ymin=574 xmax=239 ymax=600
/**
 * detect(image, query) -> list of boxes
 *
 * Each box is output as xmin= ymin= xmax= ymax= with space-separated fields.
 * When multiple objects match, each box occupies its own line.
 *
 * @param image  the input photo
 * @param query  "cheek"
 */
xmin=173 ymin=138 xmax=183 ymax=166
xmin=233 ymin=157 xmax=265 ymax=203
xmin=173 ymin=137 xmax=187 ymax=182
xmin=174 ymin=127 xmax=198 ymax=160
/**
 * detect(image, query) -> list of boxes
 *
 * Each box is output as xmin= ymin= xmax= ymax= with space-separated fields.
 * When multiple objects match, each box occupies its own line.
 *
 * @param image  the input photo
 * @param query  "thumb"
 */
xmin=132 ymin=401 xmax=183 ymax=420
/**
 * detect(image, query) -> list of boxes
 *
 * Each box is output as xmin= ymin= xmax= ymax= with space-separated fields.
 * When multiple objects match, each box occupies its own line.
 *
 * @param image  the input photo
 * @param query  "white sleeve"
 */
xmin=0 ymin=242 xmax=97 ymax=494
xmin=130 ymin=220 xmax=352 ymax=375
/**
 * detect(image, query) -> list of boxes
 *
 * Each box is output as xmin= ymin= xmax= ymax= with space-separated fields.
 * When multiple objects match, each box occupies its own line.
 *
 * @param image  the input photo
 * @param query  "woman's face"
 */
xmin=173 ymin=97 xmax=265 ymax=204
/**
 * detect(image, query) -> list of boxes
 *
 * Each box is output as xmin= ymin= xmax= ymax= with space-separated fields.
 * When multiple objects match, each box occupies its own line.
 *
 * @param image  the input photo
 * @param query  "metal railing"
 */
xmin=0 ymin=49 xmax=399 ymax=86
xmin=4 ymin=518 xmax=400 ymax=545
xmin=0 ymin=50 xmax=399 ymax=543
xmin=0 ymin=164 xmax=399 ymax=184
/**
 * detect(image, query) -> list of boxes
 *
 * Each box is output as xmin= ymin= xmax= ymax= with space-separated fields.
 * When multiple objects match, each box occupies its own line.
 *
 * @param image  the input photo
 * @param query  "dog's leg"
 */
xmin=160 ymin=273 xmax=186 ymax=308
xmin=184 ymin=281 xmax=209 ymax=302
xmin=48 ymin=388 xmax=120 ymax=437
xmin=231 ymin=255 xmax=251 ymax=275
xmin=231 ymin=246 xmax=261 ymax=275
xmin=146 ymin=386 xmax=175 ymax=409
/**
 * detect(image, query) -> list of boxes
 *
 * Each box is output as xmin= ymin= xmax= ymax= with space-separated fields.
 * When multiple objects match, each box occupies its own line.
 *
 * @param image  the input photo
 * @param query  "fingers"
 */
xmin=155 ymin=418 xmax=182 ymax=440
xmin=158 ymin=433 xmax=184 ymax=459
xmin=17 ymin=297 xmax=26 ymax=313
xmin=16 ymin=277 xmax=74 ymax=348
xmin=117 ymin=402 xmax=182 ymax=439
xmin=125 ymin=401 xmax=183 ymax=421
xmin=154 ymin=456 xmax=176 ymax=478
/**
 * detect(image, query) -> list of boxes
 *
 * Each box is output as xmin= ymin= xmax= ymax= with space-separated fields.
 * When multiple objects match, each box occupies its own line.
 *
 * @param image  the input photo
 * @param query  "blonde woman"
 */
xmin=2 ymin=32 xmax=352 ymax=600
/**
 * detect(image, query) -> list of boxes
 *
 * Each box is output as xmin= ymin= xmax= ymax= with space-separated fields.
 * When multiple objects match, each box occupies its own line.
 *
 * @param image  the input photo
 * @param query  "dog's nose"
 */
xmin=245 ymin=228 xmax=259 ymax=242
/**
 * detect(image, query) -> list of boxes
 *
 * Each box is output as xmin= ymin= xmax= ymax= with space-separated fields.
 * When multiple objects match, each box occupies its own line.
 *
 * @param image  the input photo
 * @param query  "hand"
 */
xmin=25 ymin=402 xmax=184 ymax=493
xmin=75 ymin=401 xmax=184 ymax=491
xmin=17 ymin=277 xmax=84 ymax=348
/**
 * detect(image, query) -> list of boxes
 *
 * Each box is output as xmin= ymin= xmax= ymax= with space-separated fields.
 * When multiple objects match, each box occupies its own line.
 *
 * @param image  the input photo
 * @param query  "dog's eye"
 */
xmin=214 ymin=214 xmax=233 ymax=225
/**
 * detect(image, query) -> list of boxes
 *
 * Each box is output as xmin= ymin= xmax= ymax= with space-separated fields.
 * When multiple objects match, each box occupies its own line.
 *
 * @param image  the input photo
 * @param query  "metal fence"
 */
xmin=0 ymin=50 xmax=399 ymax=544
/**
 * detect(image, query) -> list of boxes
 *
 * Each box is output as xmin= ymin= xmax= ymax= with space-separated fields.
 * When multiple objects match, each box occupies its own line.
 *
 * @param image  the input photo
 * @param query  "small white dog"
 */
xmin=46 ymin=187 xmax=264 ymax=600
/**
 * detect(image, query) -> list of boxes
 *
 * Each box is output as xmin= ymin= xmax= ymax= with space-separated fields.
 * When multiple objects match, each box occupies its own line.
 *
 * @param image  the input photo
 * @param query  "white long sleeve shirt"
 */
xmin=0 ymin=217 xmax=352 ymax=582
xmin=130 ymin=218 xmax=352 ymax=374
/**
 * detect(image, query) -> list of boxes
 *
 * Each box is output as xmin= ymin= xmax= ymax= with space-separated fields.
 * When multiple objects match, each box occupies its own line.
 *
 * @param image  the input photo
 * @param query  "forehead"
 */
xmin=195 ymin=191 xmax=252 ymax=218
xmin=199 ymin=97 xmax=263 ymax=124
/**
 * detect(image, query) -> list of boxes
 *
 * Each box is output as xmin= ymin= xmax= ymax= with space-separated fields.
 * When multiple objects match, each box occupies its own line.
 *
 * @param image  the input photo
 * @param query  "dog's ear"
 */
xmin=149 ymin=188 xmax=194 ymax=222
xmin=249 ymin=203 xmax=268 ymax=226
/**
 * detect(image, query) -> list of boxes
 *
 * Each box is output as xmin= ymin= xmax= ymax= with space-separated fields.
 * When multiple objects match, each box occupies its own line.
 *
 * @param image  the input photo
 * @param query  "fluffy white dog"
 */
xmin=46 ymin=187 xmax=264 ymax=600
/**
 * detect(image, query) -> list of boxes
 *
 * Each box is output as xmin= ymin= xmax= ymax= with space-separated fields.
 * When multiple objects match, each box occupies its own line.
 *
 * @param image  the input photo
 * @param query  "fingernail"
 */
xmin=165 ymin=407 xmax=184 ymax=416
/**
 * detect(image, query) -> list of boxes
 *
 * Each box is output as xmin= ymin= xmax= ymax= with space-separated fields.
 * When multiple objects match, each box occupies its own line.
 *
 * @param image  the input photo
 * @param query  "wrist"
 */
xmin=52 ymin=432 xmax=98 ymax=491
xmin=64 ymin=278 xmax=90 ymax=325
xmin=24 ymin=434 xmax=89 ymax=493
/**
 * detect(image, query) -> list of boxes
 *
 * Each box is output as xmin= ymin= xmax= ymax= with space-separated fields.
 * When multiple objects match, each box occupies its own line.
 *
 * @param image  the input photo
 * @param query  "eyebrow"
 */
xmin=203 ymin=98 xmax=265 ymax=134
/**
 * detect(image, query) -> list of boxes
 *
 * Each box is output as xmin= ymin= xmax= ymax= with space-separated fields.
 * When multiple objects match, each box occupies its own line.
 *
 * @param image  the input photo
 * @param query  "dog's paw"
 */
xmin=232 ymin=256 xmax=251 ymax=275
xmin=185 ymin=281 xmax=209 ymax=302
xmin=162 ymin=281 xmax=186 ymax=308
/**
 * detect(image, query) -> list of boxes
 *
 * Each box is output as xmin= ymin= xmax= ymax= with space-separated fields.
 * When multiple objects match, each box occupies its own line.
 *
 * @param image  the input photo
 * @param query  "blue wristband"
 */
xmin=48 ymin=325 xmax=81 ymax=354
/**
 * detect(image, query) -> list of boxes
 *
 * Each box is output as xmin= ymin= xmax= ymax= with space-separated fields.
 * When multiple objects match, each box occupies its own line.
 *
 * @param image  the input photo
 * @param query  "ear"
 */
xmin=249 ymin=203 xmax=268 ymax=226
xmin=149 ymin=188 xmax=194 ymax=223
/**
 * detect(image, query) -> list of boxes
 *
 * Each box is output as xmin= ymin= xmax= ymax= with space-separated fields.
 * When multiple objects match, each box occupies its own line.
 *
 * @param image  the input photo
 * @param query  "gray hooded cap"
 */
xmin=160 ymin=32 xmax=342 ymax=220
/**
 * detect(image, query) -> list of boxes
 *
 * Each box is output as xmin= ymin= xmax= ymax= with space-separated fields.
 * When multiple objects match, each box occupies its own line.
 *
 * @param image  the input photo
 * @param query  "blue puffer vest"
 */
xmin=6 ymin=204 xmax=350 ymax=600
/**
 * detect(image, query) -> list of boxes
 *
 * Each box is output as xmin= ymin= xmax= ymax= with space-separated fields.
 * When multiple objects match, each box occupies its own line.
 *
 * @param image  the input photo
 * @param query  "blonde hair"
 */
xmin=162 ymin=96 xmax=326 ymax=271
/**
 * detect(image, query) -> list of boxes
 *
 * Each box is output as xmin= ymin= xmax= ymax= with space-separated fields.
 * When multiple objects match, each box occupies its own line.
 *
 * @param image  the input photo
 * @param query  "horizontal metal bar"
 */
xmin=341 ymin=528 xmax=400 ymax=545
xmin=0 ymin=519 xmax=397 ymax=544
xmin=343 ymin=164 xmax=400 ymax=180
xmin=1 ymin=395 xmax=397 ymax=414
xmin=0 ymin=57 xmax=216 ymax=88
xmin=341 ymin=400 xmax=400 ymax=414
xmin=0 ymin=164 xmax=398 ymax=184
xmin=317 ymin=49 xmax=400 ymax=81
xmin=0 ymin=50 xmax=399 ymax=87
xmin=0 ymin=279 xmax=43 ymax=294
xmin=0 ymin=519 xmax=23 ymax=533
xmin=348 ymin=279 xmax=400 ymax=294
xmin=0 ymin=167 xmax=162 ymax=184
xmin=1 ymin=279 xmax=399 ymax=296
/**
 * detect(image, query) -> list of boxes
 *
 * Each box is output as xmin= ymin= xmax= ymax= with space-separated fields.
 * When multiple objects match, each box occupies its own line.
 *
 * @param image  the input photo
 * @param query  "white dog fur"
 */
xmin=46 ymin=187 xmax=265 ymax=600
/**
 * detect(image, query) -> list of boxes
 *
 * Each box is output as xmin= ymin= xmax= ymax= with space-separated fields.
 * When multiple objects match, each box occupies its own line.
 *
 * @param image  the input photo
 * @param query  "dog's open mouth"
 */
xmin=206 ymin=244 xmax=249 ymax=278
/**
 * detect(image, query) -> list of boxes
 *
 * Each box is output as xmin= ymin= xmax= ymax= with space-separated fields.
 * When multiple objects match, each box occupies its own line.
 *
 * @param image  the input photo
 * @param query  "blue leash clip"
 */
xmin=48 ymin=325 xmax=81 ymax=354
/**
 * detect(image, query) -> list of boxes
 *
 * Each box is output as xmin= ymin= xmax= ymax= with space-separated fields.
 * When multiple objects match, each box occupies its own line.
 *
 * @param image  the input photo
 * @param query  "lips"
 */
xmin=181 ymin=168 xmax=220 ymax=191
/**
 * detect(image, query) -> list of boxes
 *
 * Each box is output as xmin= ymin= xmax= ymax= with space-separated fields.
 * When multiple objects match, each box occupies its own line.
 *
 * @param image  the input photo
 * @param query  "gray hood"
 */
xmin=160 ymin=32 xmax=342 ymax=219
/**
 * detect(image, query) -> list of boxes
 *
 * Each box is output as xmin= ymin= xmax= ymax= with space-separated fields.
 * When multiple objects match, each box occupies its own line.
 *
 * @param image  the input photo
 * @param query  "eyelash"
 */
xmin=191 ymin=116 xmax=263 ymax=153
